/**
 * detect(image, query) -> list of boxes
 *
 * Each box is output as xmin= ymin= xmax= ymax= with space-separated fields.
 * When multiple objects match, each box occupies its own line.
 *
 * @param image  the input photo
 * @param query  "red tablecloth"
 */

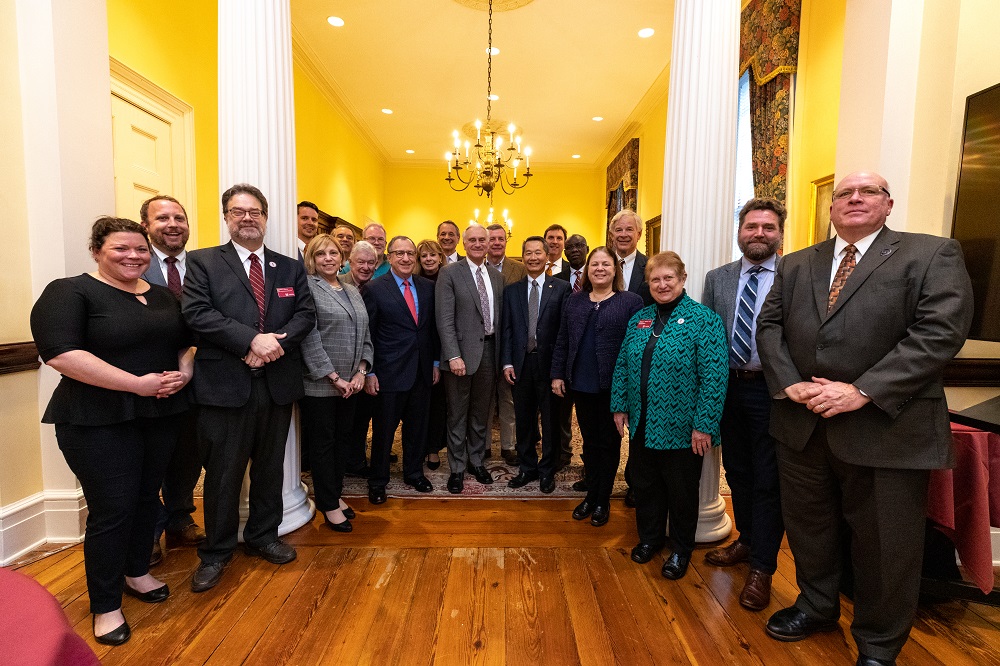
xmin=927 ymin=422 xmax=1000 ymax=594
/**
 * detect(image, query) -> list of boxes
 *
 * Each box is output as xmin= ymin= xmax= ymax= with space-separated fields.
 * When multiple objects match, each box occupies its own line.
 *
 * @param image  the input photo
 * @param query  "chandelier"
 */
xmin=445 ymin=0 xmax=533 ymax=201
xmin=469 ymin=207 xmax=514 ymax=238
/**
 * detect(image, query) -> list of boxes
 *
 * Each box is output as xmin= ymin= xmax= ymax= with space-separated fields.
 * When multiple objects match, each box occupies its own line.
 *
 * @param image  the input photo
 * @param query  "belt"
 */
xmin=483 ymin=334 xmax=495 ymax=341
xmin=730 ymin=368 xmax=763 ymax=381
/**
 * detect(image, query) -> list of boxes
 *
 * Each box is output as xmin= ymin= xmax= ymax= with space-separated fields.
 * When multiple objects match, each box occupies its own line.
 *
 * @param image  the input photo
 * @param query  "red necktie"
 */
xmin=573 ymin=269 xmax=582 ymax=293
xmin=403 ymin=279 xmax=418 ymax=324
xmin=164 ymin=256 xmax=182 ymax=298
xmin=249 ymin=253 xmax=266 ymax=332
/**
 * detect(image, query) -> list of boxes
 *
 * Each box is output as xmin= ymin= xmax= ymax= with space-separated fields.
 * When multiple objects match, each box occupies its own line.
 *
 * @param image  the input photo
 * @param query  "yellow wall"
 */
xmin=106 ymin=0 xmax=219 ymax=247
xmin=786 ymin=0 xmax=846 ymax=252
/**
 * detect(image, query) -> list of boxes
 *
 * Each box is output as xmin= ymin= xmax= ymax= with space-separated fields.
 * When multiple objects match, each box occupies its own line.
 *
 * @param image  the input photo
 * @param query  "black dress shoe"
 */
xmin=590 ymin=505 xmax=610 ymax=526
xmin=856 ymin=655 xmax=895 ymax=666
xmin=389 ymin=453 xmax=399 ymax=463
xmin=191 ymin=560 xmax=228 ymax=593
xmin=765 ymin=606 xmax=839 ymax=642
xmin=572 ymin=500 xmax=595 ymax=520
xmin=425 ymin=454 xmax=441 ymax=470
xmin=368 ymin=487 xmax=387 ymax=504
xmin=661 ymin=552 xmax=691 ymax=580
xmin=624 ymin=487 xmax=636 ymax=508
xmin=94 ymin=616 xmax=131 ymax=646
xmin=630 ymin=542 xmax=663 ymax=564
xmin=470 ymin=465 xmax=494 ymax=484
xmin=323 ymin=513 xmax=353 ymax=533
xmin=406 ymin=476 xmax=434 ymax=493
xmin=539 ymin=476 xmax=556 ymax=494
xmin=245 ymin=539 xmax=297 ymax=565
xmin=447 ymin=473 xmax=464 ymax=494
xmin=507 ymin=471 xmax=539 ymax=488
xmin=500 ymin=450 xmax=519 ymax=466
xmin=571 ymin=480 xmax=588 ymax=492
xmin=341 ymin=506 xmax=356 ymax=520
xmin=123 ymin=582 xmax=169 ymax=603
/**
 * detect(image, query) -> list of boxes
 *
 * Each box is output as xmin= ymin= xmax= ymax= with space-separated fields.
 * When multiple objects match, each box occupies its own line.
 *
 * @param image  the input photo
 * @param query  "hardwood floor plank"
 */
xmin=391 ymin=547 xmax=453 ymax=665
xmin=502 ymin=547 xmax=580 ymax=665
xmin=433 ymin=548 xmax=508 ymax=665
xmin=555 ymin=549 xmax=617 ymax=666
xmin=356 ymin=548 xmax=433 ymax=665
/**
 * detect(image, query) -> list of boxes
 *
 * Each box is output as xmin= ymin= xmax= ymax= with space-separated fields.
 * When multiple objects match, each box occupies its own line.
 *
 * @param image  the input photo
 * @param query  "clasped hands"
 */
xmin=134 ymin=370 xmax=191 ymax=398
xmin=243 ymin=332 xmax=287 ymax=368
xmin=785 ymin=377 xmax=870 ymax=417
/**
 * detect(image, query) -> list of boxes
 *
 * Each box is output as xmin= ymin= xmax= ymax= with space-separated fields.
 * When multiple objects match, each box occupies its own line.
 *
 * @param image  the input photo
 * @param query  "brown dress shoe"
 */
xmin=704 ymin=540 xmax=751 ymax=567
xmin=165 ymin=523 xmax=207 ymax=546
xmin=739 ymin=569 xmax=772 ymax=611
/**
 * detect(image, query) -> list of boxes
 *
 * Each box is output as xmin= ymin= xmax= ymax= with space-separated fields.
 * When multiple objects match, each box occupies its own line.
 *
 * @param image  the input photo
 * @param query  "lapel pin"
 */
xmin=269 ymin=261 xmax=277 ymax=267
xmin=880 ymin=248 xmax=891 ymax=256
xmin=677 ymin=318 xmax=685 ymax=324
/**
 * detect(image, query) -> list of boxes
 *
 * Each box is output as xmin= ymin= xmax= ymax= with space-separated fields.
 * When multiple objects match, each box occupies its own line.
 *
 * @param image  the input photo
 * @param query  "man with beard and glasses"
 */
xmin=701 ymin=197 xmax=786 ymax=612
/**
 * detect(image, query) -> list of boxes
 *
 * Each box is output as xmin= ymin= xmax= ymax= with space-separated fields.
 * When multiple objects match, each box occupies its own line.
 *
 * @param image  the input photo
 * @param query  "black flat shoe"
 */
xmin=572 ymin=500 xmax=595 ymax=520
xmin=425 ymin=455 xmax=441 ymax=470
xmin=630 ymin=542 xmax=663 ymax=564
xmin=323 ymin=514 xmax=353 ymax=533
xmin=590 ymin=505 xmax=610 ymax=527
xmin=341 ymin=506 xmax=356 ymax=520
xmin=123 ymin=582 xmax=169 ymax=604
xmin=661 ymin=552 xmax=691 ymax=580
xmin=94 ymin=616 xmax=131 ymax=646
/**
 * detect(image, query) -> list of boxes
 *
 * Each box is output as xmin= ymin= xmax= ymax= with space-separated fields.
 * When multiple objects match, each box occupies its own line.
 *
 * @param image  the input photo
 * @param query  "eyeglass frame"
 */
xmin=388 ymin=249 xmax=417 ymax=258
xmin=832 ymin=186 xmax=891 ymax=201
xmin=226 ymin=207 xmax=266 ymax=220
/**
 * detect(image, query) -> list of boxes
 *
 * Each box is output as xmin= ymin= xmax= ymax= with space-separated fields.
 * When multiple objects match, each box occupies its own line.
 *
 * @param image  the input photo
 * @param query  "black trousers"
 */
xmin=720 ymin=375 xmax=784 ymax=573
xmin=345 ymin=391 xmax=374 ymax=473
xmin=777 ymin=422 xmax=929 ymax=661
xmin=425 ymin=380 xmax=448 ymax=455
xmin=300 ymin=394 xmax=356 ymax=512
xmin=197 ymin=376 xmax=292 ymax=563
xmin=154 ymin=407 xmax=201 ymax=538
xmin=370 ymin=374 xmax=431 ymax=489
xmin=511 ymin=353 xmax=558 ymax=478
xmin=56 ymin=416 xmax=180 ymax=613
xmin=571 ymin=389 xmax=621 ymax=506
xmin=556 ymin=393 xmax=575 ymax=464
xmin=632 ymin=443 xmax=704 ymax=556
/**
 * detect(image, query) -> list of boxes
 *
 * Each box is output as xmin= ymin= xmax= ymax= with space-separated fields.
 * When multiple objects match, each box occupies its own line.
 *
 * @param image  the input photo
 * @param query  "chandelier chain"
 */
xmin=486 ymin=0 xmax=493 ymax=121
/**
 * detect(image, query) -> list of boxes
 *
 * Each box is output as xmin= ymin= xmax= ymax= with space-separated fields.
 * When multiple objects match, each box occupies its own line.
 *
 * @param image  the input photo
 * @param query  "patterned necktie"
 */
xmin=527 ymin=279 xmax=540 ymax=352
xmin=828 ymin=244 xmax=857 ymax=313
xmin=402 ymin=279 xmax=418 ymax=324
xmin=573 ymin=269 xmax=582 ymax=293
xmin=164 ymin=256 xmax=182 ymax=298
xmin=248 ymin=253 xmax=266 ymax=332
xmin=476 ymin=266 xmax=492 ymax=334
xmin=731 ymin=265 xmax=764 ymax=367
xmin=545 ymin=261 xmax=554 ymax=277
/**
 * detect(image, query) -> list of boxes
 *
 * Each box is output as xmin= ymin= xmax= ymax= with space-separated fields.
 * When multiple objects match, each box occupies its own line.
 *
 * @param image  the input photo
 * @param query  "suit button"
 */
xmin=817 ymin=344 xmax=825 ymax=350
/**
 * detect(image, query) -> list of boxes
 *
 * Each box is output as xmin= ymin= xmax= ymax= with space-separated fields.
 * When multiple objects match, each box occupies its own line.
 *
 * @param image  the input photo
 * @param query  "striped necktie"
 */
xmin=249 ymin=253 xmax=266 ymax=332
xmin=731 ymin=265 xmax=763 ymax=366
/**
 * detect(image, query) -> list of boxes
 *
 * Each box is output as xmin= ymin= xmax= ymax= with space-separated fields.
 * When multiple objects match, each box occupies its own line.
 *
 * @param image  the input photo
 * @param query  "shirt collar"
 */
xmin=740 ymin=253 xmax=776 ymax=274
xmin=152 ymin=246 xmax=185 ymax=264
xmin=618 ymin=250 xmax=637 ymax=266
xmin=834 ymin=227 xmax=882 ymax=260
xmin=232 ymin=241 xmax=265 ymax=265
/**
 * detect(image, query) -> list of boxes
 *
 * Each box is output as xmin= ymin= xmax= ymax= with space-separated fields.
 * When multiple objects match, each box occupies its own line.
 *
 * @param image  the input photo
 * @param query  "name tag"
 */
xmin=637 ymin=319 xmax=653 ymax=329
xmin=276 ymin=287 xmax=295 ymax=298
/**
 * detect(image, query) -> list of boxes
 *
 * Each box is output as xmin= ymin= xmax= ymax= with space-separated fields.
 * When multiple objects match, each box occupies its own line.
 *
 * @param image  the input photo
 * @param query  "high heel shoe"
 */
xmin=124 ymin=582 xmax=170 ymax=603
xmin=93 ymin=615 xmax=131 ymax=646
xmin=323 ymin=513 xmax=353 ymax=533
xmin=425 ymin=454 xmax=441 ymax=471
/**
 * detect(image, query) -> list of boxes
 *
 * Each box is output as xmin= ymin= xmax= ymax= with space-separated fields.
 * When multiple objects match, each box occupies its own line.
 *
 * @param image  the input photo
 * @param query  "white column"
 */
xmin=660 ymin=0 xmax=741 ymax=542
xmin=218 ymin=0 xmax=313 ymax=537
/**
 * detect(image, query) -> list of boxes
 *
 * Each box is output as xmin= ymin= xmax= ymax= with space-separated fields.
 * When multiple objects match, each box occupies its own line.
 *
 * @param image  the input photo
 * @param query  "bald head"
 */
xmin=830 ymin=171 xmax=893 ymax=243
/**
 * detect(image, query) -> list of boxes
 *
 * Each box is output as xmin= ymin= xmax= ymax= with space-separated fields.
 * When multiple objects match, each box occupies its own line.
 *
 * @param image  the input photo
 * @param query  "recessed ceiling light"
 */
xmin=405 ymin=149 xmax=415 ymax=154
xmin=592 ymin=116 xmax=603 ymax=122
xmin=488 ymin=94 xmax=499 ymax=101
xmin=327 ymin=16 xmax=345 ymax=27
xmin=486 ymin=47 xmax=500 ymax=56
xmin=638 ymin=28 xmax=654 ymax=38
xmin=381 ymin=108 xmax=393 ymax=114
xmin=572 ymin=154 xmax=581 ymax=159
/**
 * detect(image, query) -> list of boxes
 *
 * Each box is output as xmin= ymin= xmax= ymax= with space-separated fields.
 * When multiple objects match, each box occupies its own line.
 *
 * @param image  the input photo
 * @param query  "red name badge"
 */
xmin=637 ymin=319 xmax=653 ymax=329
xmin=276 ymin=287 xmax=295 ymax=298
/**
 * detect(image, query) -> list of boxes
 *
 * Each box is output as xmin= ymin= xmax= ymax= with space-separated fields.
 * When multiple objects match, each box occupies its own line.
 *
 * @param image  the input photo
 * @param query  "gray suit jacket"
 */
xmin=757 ymin=226 xmax=973 ymax=469
xmin=301 ymin=275 xmax=373 ymax=397
xmin=143 ymin=261 xmax=167 ymax=287
xmin=436 ymin=259 xmax=504 ymax=375
xmin=703 ymin=256 xmax=780 ymax=342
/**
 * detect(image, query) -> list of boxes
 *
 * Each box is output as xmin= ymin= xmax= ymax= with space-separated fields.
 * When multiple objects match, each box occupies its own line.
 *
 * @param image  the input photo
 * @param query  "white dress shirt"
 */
xmin=232 ymin=241 xmax=266 ymax=280
xmin=467 ymin=259 xmax=496 ymax=334
xmin=618 ymin=250 xmax=638 ymax=288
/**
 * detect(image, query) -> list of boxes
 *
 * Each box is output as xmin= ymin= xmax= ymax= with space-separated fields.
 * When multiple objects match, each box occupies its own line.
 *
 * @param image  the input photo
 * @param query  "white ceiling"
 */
xmin=290 ymin=0 xmax=675 ymax=168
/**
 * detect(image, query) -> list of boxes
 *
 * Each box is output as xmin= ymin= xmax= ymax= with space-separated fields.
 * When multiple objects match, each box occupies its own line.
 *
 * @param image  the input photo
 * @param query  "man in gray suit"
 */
xmin=757 ymin=171 xmax=974 ymax=666
xmin=702 ymin=197 xmax=786 ymax=612
xmin=140 ymin=195 xmax=205 ymax=565
xmin=436 ymin=224 xmax=504 ymax=493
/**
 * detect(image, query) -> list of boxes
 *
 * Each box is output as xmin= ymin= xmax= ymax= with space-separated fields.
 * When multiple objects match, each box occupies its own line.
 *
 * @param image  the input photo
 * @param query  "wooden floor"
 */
xmin=14 ymin=498 xmax=1000 ymax=665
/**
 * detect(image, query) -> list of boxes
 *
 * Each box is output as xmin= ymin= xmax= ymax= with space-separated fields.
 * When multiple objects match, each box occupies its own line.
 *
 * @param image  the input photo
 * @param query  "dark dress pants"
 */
xmin=154 ymin=407 xmax=201 ymax=539
xmin=632 ymin=440 xmax=703 ymax=556
xmin=571 ymin=389 xmax=620 ymax=506
xmin=56 ymin=416 xmax=180 ymax=613
xmin=300 ymin=394 xmax=356 ymax=512
xmin=777 ymin=422 xmax=930 ymax=662
xmin=720 ymin=375 xmax=783 ymax=573
xmin=425 ymin=380 xmax=448 ymax=455
xmin=370 ymin=373 xmax=431 ymax=489
xmin=345 ymin=391 xmax=374 ymax=473
xmin=197 ymin=376 xmax=292 ymax=563
xmin=557 ymin=392 xmax=575 ymax=464
xmin=511 ymin=353 xmax=558 ymax=479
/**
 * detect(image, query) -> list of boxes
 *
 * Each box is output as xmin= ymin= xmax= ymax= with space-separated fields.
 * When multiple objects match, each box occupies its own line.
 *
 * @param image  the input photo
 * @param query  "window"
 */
xmin=733 ymin=70 xmax=754 ymax=260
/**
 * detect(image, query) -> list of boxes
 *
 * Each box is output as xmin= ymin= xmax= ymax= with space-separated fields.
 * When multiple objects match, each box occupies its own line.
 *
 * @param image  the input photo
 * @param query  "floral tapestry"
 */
xmin=606 ymin=138 xmax=639 ymax=230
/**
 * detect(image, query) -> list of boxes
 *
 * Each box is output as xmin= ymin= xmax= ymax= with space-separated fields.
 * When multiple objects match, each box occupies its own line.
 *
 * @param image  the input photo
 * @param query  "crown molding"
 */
xmin=595 ymin=63 xmax=671 ymax=168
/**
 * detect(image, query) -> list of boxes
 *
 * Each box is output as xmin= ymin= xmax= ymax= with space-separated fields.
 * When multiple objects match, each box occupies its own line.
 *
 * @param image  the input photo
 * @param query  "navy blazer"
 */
xmin=363 ymin=272 xmax=438 ymax=393
xmin=551 ymin=290 xmax=644 ymax=390
xmin=625 ymin=251 xmax=654 ymax=306
xmin=500 ymin=275 xmax=571 ymax=380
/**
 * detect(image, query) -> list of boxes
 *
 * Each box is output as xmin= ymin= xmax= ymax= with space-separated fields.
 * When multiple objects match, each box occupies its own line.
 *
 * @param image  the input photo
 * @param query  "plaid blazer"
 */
xmin=301 ymin=274 xmax=373 ymax=397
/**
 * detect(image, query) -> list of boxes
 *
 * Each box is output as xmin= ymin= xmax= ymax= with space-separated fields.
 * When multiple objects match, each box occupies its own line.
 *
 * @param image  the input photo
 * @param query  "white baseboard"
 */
xmin=0 ymin=489 xmax=86 ymax=566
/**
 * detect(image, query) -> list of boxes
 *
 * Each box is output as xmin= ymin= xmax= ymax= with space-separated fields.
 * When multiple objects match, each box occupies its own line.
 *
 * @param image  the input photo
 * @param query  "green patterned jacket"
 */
xmin=610 ymin=294 xmax=729 ymax=450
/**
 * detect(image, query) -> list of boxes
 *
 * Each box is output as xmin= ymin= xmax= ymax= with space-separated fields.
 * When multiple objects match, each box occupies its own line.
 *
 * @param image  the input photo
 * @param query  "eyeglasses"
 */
xmin=832 ymin=186 xmax=890 ymax=201
xmin=227 ymin=208 xmax=265 ymax=219
xmin=389 ymin=250 xmax=416 ymax=258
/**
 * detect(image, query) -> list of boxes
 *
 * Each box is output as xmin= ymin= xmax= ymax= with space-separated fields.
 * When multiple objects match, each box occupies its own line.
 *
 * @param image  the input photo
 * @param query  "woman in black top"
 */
xmin=551 ymin=247 xmax=643 ymax=527
xmin=30 ymin=217 xmax=194 ymax=646
xmin=415 ymin=239 xmax=448 ymax=469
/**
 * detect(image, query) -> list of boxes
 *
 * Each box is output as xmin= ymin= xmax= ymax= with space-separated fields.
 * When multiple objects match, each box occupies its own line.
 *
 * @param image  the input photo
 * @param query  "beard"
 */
xmin=230 ymin=222 xmax=265 ymax=242
xmin=739 ymin=238 xmax=780 ymax=262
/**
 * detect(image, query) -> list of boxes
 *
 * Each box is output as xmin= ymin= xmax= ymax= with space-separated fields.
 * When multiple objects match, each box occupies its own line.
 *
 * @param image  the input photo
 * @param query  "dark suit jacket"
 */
xmin=551 ymin=261 xmax=571 ymax=282
xmin=501 ymin=276 xmax=571 ymax=380
xmin=363 ymin=272 xmax=437 ymax=393
xmin=623 ymin=251 xmax=653 ymax=305
xmin=435 ymin=259 xmax=504 ymax=374
xmin=757 ymin=226 xmax=973 ymax=470
xmin=182 ymin=241 xmax=316 ymax=408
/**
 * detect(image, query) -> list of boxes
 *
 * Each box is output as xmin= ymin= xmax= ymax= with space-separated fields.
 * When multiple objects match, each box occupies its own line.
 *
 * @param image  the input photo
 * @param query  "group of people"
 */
xmin=30 ymin=171 xmax=973 ymax=666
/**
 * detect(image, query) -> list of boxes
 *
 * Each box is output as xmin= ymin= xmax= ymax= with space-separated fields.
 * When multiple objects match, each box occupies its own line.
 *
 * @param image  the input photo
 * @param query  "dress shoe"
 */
xmin=124 ymin=582 xmax=169 ymax=604
xmin=500 ymin=450 xmax=519 ymax=466
xmin=389 ymin=452 xmax=399 ymax=463
xmin=341 ymin=505 xmax=356 ymax=520
xmin=705 ymin=540 xmax=751 ymax=567
xmin=425 ymin=454 xmax=441 ymax=470
xmin=507 ymin=471 xmax=539 ymax=488
xmin=739 ymin=569 xmax=772 ymax=611
xmin=323 ymin=514 xmax=353 ymax=533
xmin=245 ymin=539 xmax=297 ymax=565
xmin=630 ymin=542 xmax=663 ymax=564
xmin=93 ymin=616 xmax=131 ymax=646
xmin=572 ymin=500 xmax=595 ymax=520
xmin=165 ymin=522 xmax=206 ymax=546
xmin=856 ymin=655 xmax=895 ymax=666
xmin=406 ymin=476 xmax=434 ymax=493
xmin=539 ymin=476 xmax=555 ymax=494
xmin=765 ymin=607 xmax=839 ymax=642
xmin=590 ymin=505 xmax=609 ymax=527
xmin=661 ymin=552 xmax=691 ymax=580
xmin=368 ymin=487 xmax=387 ymax=504
xmin=191 ymin=560 xmax=228 ymax=593
xmin=448 ymin=473 xmax=464 ymax=494
xmin=470 ymin=465 xmax=494 ymax=485
xmin=571 ymin=479 xmax=588 ymax=492
xmin=624 ymin=487 xmax=636 ymax=508
xmin=149 ymin=541 xmax=163 ymax=568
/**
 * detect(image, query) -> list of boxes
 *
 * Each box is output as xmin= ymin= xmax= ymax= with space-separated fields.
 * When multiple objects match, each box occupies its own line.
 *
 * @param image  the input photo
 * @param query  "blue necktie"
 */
xmin=731 ymin=266 xmax=763 ymax=366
